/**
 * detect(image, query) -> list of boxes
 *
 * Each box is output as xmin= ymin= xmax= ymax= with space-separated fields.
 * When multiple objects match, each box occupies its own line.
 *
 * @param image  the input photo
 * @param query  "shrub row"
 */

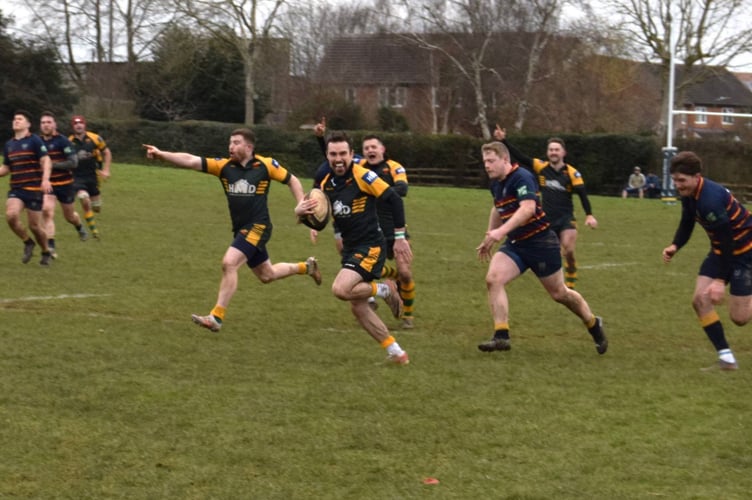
xmin=83 ymin=118 xmax=751 ymax=195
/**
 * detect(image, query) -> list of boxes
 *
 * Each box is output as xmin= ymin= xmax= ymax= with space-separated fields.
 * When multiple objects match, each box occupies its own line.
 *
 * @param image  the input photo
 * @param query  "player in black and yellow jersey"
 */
xmin=311 ymin=120 xmax=416 ymax=328
xmin=70 ymin=115 xmax=111 ymax=238
xmin=494 ymin=125 xmax=597 ymax=289
xmin=143 ymin=128 xmax=322 ymax=333
xmin=358 ymin=135 xmax=416 ymax=329
xmin=316 ymin=131 xmax=411 ymax=364
xmin=39 ymin=111 xmax=89 ymax=257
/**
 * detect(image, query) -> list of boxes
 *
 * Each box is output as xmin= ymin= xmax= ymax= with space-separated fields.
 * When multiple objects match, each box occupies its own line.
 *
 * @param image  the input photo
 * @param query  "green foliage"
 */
xmin=377 ymin=106 xmax=410 ymax=132
xmin=73 ymin=118 xmax=752 ymax=194
xmin=1 ymin=165 xmax=752 ymax=498
xmin=130 ymin=26 xmax=245 ymax=123
xmin=0 ymin=13 xmax=76 ymax=136
xmin=285 ymin=89 xmax=365 ymax=130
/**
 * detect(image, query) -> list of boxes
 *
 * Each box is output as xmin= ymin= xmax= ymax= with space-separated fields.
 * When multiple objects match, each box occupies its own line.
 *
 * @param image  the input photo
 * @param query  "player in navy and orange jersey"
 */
xmin=143 ymin=128 xmax=322 ymax=333
xmin=69 ymin=115 xmax=111 ymax=238
xmin=316 ymin=131 xmax=411 ymax=364
xmin=39 ymin=111 xmax=89 ymax=257
xmin=476 ymin=141 xmax=607 ymax=355
xmin=662 ymin=151 xmax=752 ymax=371
xmin=494 ymin=125 xmax=597 ymax=289
xmin=0 ymin=110 xmax=54 ymax=265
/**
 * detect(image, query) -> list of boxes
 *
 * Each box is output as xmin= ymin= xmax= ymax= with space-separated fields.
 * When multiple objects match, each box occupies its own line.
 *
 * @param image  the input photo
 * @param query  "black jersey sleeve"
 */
xmin=380 ymin=187 xmax=406 ymax=229
xmin=502 ymin=139 xmax=534 ymax=169
xmin=573 ymin=185 xmax=593 ymax=215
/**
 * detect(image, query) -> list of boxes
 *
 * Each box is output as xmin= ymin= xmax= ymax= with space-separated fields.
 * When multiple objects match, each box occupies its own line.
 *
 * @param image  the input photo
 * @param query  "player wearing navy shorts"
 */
xmin=662 ymin=151 xmax=752 ymax=371
xmin=0 ymin=110 xmax=54 ymax=265
xmin=476 ymin=141 xmax=607 ymax=354
xmin=39 ymin=111 xmax=89 ymax=257
xmin=493 ymin=125 xmax=597 ymax=289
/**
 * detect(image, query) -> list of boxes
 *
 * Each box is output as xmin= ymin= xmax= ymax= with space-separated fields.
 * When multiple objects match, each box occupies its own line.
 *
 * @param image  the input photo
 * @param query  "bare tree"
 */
xmin=279 ymin=0 xmax=394 ymax=77
xmin=174 ymin=0 xmax=288 ymax=125
xmin=603 ymin=0 xmax=752 ymax=135
xmin=14 ymin=0 xmax=172 ymax=89
xmin=398 ymin=0 xmax=566 ymax=139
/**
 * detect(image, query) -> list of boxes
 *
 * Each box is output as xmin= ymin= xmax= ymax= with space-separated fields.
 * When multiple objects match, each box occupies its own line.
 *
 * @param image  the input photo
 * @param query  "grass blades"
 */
xmin=1 ymin=163 xmax=750 ymax=499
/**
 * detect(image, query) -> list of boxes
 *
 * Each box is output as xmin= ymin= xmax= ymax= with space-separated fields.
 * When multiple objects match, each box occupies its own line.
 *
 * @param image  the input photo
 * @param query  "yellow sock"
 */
xmin=380 ymin=335 xmax=395 ymax=348
xmin=211 ymin=305 xmax=226 ymax=322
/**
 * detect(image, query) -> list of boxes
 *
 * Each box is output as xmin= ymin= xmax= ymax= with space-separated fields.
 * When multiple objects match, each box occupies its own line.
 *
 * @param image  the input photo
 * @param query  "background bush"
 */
xmin=67 ymin=118 xmax=751 ymax=194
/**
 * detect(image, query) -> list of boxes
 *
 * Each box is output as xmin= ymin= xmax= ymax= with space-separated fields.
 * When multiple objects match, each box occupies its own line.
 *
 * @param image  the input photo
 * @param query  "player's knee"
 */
xmin=77 ymin=191 xmax=89 ymax=201
xmin=331 ymin=282 xmax=349 ymax=301
xmin=691 ymin=294 xmax=710 ymax=312
xmin=729 ymin=310 xmax=752 ymax=327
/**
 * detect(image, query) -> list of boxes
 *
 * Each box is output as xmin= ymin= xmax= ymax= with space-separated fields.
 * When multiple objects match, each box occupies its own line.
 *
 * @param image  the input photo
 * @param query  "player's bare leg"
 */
xmin=559 ymin=228 xmax=578 ymax=289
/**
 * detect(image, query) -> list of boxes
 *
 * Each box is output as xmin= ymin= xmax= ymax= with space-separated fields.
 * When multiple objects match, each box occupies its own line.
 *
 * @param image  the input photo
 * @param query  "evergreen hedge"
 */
xmin=78 ymin=118 xmax=751 ymax=195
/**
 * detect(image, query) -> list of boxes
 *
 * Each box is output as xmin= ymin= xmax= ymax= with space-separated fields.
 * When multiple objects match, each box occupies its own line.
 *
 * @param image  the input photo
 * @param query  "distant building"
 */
xmin=674 ymin=66 xmax=752 ymax=140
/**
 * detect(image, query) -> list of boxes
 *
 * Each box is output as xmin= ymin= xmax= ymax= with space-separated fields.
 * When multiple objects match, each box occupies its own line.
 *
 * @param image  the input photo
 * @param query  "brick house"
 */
xmin=674 ymin=66 xmax=752 ymax=140
xmin=315 ymin=35 xmax=437 ymax=132
xmin=315 ymin=34 xmax=752 ymax=139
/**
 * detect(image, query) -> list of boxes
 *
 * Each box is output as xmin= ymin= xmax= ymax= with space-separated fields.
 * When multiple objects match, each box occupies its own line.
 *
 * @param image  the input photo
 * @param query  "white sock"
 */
xmin=376 ymin=282 xmax=391 ymax=298
xmin=718 ymin=349 xmax=736 ymax=364
xmin=386 ymin=342 xmax=404 ymax=357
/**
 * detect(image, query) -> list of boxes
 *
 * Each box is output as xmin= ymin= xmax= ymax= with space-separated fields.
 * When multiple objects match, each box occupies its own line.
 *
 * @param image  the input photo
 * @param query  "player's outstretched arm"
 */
xmin=143 ymin=144 xmax=202 ymax=170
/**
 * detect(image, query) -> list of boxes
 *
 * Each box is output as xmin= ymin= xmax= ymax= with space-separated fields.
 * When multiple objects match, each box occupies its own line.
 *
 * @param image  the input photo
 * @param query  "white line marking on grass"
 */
xmin=0 ymin=293 xmax=112 ymax=304
xmin=580 ymin=262 xmax=639 ymax=270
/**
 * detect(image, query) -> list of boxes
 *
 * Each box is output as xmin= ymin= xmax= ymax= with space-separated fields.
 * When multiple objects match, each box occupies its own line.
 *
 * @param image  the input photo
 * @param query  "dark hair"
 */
xmin=670 ymin=151 xmax=702 ymax=176
xmin=362 ymin=134 xmax=383 ymax=144
xmin=325 ymin=131 xmax=352 ymax=150
xmin=230 ymin=128 xmax=256 ymax=144
xmin=547 ymin=137 xmax=565 ymax=148
xmin=40 ymin=110 xmax=55 ymax=120
xmin=14 ymin=109 xmax=33 ymax=123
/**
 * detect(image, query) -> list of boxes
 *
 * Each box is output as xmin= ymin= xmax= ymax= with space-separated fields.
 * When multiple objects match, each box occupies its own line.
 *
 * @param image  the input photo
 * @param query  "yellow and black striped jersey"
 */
xmin=322 ymin=163 xmax=391 ymax=248
xmin=202 ymin=154 xmax=291 ymax=234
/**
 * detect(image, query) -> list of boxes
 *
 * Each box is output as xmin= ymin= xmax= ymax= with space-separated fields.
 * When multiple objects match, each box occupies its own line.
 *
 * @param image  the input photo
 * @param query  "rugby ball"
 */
xmin=299 ymin=188 xmax=330 ymax=231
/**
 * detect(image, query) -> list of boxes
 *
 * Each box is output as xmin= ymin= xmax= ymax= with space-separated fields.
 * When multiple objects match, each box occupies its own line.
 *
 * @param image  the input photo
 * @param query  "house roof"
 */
xmin=736 ymin=72 xmax=752 ymax=92
xmin=316 ymin=35 xmax=432 ymax=85
xmin=677 ymin=66 xmax=752 ymax=107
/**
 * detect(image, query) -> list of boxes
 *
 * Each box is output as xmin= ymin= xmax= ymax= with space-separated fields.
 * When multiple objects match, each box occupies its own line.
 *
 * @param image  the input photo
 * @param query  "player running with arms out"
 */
xmin=317 ymin=131 xmax=411 ymax=364
xmin=662 ymin=151 xmax=752 ymax=371
xmin=476 ymin=141 xmax=607 ymax=355
xmin=39 ymin=111 xmax=89 ymax=258
xmin=0 ymin=110 xmax=54 ymax=265
xmin=493 ymin=125 xmax=597 ymax=289
xmin=143 ymin=128 xmax=322 ymax=333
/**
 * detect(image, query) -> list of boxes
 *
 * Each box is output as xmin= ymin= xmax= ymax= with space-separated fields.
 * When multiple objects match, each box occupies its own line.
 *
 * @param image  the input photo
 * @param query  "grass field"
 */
xmin=1 ymin=163 xmax=751 ymax=499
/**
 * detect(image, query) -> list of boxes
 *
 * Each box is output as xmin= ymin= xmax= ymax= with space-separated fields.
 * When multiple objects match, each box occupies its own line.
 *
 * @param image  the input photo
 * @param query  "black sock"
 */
xmin=494 ymin=329 xmax=510 ymax=341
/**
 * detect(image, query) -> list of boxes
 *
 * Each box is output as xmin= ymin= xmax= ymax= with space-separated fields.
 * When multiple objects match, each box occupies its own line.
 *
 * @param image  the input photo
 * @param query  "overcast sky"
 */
xmin=4 ymin=0 xmax=751 ymax=72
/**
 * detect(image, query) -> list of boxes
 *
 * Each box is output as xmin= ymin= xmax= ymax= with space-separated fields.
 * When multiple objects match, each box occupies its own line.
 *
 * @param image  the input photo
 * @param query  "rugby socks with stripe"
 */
xmin=699 ymin=311 xmax=735 ymax=363
xmin=399 ymin=279 xmax=415 ymax=319
xmin=494 ymin=323 xmax=510 ymax=340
